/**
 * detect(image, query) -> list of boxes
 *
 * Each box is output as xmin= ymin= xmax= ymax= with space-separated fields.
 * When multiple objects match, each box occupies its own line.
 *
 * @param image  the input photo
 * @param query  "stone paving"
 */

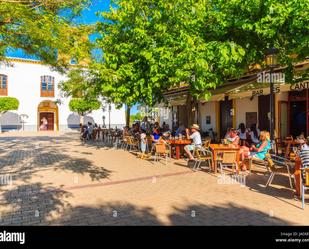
xmin=0 ymin=131 xmax=309 ymax=225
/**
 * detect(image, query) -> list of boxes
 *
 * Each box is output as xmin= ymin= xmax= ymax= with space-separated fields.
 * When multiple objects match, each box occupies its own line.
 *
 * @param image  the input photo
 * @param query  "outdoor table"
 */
xmin=209 ymin=144 xmax=240 ymax=174
xmin=168 ymin=139 xmax=192 ymax=159
xmin=294 ymin=156 xmax=301 ymax=198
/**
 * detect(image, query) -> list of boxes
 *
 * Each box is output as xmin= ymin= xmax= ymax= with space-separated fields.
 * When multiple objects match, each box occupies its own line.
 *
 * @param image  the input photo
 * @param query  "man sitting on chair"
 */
xmin=184 ymin=124 xmax=202 ymax=160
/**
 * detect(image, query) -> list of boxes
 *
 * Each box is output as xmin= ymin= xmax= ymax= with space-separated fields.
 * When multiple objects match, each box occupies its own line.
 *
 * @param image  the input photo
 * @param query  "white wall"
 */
xmin=159 ymin=107 xmax=173 ymax=128
xmin=235 ymin=97 xmax=258 ymax=128
xmin=199 ymin=101 xmax=216 ymax=132
xmin=0 ymin=59 xmax=125 ymax=131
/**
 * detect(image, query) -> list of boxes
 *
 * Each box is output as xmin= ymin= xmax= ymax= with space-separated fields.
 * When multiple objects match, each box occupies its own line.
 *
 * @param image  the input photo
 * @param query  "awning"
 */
xmin=228 ymin=82 xmax=293 ymax=99
xmin=203 ymin=75 xmax=258 ymax=101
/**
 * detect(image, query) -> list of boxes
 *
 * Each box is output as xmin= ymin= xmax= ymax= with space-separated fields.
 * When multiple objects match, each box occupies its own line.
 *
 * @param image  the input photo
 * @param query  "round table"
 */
xmin=168 ymin=139 xmax=192 ymax=159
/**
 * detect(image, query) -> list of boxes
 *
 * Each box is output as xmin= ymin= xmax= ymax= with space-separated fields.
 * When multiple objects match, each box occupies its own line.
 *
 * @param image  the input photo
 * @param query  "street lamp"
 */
xmin=265 ymin=47 xmax=279 ymax=141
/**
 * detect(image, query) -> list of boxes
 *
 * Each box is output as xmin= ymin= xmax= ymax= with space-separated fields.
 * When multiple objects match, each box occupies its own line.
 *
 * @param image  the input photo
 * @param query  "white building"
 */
xmin=0 ymin=58 xmax=126 ymax=131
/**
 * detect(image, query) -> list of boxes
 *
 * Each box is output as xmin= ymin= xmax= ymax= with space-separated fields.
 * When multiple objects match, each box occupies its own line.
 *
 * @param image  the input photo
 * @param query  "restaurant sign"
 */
xmin=290 ymin=82 xmax=309 ymax=91
xmin=252 ymin=85 xmax=280 ymax=97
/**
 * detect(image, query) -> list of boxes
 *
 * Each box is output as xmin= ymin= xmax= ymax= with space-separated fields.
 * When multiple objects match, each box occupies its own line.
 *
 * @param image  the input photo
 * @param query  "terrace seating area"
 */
xmin=78 ymin=119 xmax=309 ymax=209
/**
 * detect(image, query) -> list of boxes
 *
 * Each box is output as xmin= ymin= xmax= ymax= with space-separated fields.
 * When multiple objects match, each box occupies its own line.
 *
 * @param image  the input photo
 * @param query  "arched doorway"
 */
xmin=37 ymin=100 xmax=59 ymax=131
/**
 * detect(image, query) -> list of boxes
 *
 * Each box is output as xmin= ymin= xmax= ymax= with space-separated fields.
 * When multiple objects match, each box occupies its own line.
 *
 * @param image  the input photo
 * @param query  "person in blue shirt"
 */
xmin=151 ymin=127 xmax=162 ymax=142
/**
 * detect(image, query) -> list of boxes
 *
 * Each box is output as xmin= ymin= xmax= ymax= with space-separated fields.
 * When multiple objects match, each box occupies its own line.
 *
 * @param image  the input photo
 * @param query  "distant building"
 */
xmin=0 ymin=58 xmax=125 ymax=131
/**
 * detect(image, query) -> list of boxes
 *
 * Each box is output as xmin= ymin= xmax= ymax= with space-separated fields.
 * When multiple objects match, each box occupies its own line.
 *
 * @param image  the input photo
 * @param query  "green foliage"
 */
xmin=90 ymin=0 xmax=308 ymax=105
xmin=0 ymin=97 xmax=19 ymax=114
xmin=59 ymin=69 xmax=100 ymax=98
xmin=130 ymin=112 xmax=143 ymax=123
xmin=0 ymin=0 xmax=93 ymax=71
xmin=68 ymin=98 xmax=101 ymax=116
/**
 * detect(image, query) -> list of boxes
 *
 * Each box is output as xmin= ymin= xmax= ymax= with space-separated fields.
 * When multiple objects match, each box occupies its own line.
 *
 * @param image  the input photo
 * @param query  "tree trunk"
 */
xmin=126 ymin=106 xmax=131 ymax=127
xmin=80 ymin=115 xmax=84 ymax=125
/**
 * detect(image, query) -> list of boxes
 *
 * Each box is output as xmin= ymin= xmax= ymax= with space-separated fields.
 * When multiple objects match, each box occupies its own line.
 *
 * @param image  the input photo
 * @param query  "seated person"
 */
xmin=130 ymin=123 xmax=141 ymax=139
xmin=238 ymin=123 xmax=248 ymax=145
xmin=184 ymin=124 xmax=202 ymax=160
xmin=239 ymin=131 xmax=271 ymax=171
xmin=301 ymin=136 xmax=309 ymax=151
xmin=225 ymin=128 xmax=240 ymax=146
xmin=123 ymin=126 xmax=130 ymax=137
xmin=296 ymin=132 xmax=306 ymax=145
xmin=175 ymin=123 xmax=186 ymax=137
xmin=162 ymin=122 xmax=170 ymax=133
xmin=248 ymin=124 xmax=260 ymax=145
xmin=151 ymin=127 xmax=162 ymax=143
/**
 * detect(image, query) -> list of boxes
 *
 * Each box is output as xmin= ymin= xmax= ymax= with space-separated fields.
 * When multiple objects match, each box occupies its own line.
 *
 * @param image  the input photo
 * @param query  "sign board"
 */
xmin=251 ymin=85 xmax=280 ymax=97
xmin=290 ymin=82 xmax=309 ymax=91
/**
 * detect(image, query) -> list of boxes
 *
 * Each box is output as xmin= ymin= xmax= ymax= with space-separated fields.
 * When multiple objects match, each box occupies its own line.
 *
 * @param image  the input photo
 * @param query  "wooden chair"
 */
xmin=153 ymin=142 xmax=171 ymax=164
xmin=126 ymin=136 xmax=140 ymax=151
xmin=264 ymin=154 xmax=294 ymax=189
xmin=218 ymin=151 xmax=238 ymax=174
xmin=244 ymin=149 xmax=272 ymax=173
xmin=203 ymin=139 xmax=211 ymax=150
xmin=193 ymin=147 xmax=213 ymax=171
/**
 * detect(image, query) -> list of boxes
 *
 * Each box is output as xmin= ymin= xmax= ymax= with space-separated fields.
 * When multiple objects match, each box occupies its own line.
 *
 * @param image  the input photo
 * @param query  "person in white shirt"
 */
xmin=238 ymin=123 xmax=248 ymax=143
xmin=184 ymin=124 xmax=202 ymax=160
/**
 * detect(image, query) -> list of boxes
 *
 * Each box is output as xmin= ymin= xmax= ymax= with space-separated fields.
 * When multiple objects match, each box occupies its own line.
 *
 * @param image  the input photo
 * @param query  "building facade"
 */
xmin=0 ymin=58 xmax=126 ymax=131
xmin=159 ymin=60 xmax=309 ymax=141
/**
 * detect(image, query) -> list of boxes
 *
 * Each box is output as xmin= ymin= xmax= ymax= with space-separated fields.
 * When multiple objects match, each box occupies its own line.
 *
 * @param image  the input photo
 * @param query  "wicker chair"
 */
xmin=193 ymin=147 xmax=213 ymax=171
xmin=153 ymin=142 xmax=171 ymax=164
xmin=218 ymin=151 xmax=238 ymax=174
xmin=126 ymin=136 xmax=140 ymax=151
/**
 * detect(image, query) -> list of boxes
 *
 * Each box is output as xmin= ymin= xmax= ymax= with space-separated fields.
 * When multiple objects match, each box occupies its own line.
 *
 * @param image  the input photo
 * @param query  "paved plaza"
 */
xmin=0 ymin=131 xmax=308 ymax=225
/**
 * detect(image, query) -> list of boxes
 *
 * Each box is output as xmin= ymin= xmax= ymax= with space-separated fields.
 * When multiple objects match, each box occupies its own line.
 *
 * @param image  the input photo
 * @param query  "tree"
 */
xmin=92 ymin=0 xmax=308 ymax=105
xmin=0 ymin=0 xmax=93 ymax=71
xmin=0 ymin=96 xmax=19 ymax=132
xmin=59 ymin=68 xmax=101 ymax=99
xmin=68 ymin=98 xmax=100 ymax=124
xmin=130 ymin=111 xmax=142 ymax=125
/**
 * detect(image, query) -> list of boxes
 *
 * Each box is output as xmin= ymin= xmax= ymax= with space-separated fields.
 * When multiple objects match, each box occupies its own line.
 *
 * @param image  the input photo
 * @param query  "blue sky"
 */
xmin=6 ymin=0 xmax=139 ymax=114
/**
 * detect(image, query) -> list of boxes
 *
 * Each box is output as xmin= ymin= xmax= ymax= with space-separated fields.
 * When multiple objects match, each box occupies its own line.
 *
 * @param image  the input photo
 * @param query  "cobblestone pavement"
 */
xmin=0 ymin=131 xmax=309 ymax=225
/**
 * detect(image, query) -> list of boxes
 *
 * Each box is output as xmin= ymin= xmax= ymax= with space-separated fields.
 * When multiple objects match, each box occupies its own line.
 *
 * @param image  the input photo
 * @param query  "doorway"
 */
xmin=39 ymin=112 xmax=54 ymax=131
xmin=290 ymin=101 xmax=306 ymax=137
xmin=37 ymin=100 xmax=59 ymax=131
xmin=279 ymin=101 xmax=288 ymax=138
xmin=258 ymin=95 xmax=271 ymax=131
xmin=220 ymin=99 xmax=233 ymax=138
